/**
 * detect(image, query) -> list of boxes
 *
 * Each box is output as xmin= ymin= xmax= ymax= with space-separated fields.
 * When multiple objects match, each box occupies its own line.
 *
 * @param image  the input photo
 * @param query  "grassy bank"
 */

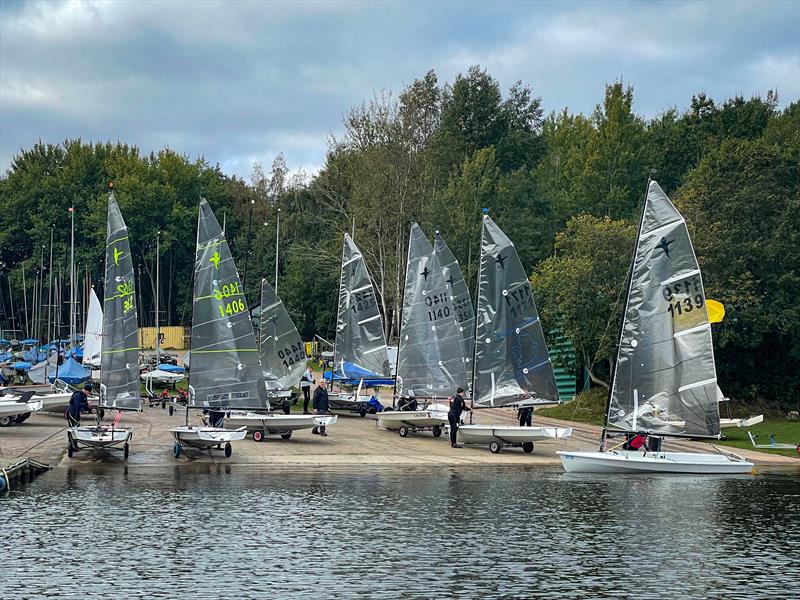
xmin=714 ymin=420 xmax=800 ymax=458
xmin=538 ymin=388 xmax=607 ymax=426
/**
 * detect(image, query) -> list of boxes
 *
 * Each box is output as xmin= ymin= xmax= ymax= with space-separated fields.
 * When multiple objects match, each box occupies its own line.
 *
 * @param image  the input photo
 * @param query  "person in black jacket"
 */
xmin=65 ymin=383 xmax=92 ymax=427
xmin=518 ymin=405 xmax=533 ymax=427
xmin=311 ymin=380 xmax=330 ymax=437
xmin=448 ymin=387 xmax=470 ymax=448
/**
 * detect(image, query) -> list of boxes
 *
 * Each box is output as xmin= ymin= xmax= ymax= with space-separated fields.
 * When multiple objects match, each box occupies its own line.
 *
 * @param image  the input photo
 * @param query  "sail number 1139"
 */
xmin=662 ymin=276 xmax=704 ymax=319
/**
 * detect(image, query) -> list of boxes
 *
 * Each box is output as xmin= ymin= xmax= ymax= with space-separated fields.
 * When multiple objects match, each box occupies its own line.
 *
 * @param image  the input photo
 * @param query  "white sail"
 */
xmin=83 ymin=288 xmax=102 ymax=368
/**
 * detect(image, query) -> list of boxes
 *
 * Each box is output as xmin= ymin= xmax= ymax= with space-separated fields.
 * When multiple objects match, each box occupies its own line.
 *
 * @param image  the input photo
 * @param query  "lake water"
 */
xmin=2 ymin=465 xmax=799 ymax=599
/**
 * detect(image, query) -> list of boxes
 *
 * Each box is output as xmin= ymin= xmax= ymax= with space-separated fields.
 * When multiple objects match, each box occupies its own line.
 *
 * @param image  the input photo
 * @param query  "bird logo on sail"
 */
xmin=113 ymin=246 xmax=123 ymax=266
xmin=495 ymin=254 xmax=507 ymax=270
xmin=655 ymin=237 xmax=675 ymax=258
xmin=210 ymin=250 xmax=221 ymax=270
xmin=421 ymin=266 xmax=430 ymax=281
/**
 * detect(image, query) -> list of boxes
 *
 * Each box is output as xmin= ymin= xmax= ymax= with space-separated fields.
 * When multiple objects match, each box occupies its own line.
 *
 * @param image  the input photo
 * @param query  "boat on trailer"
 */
xmin=67 ymin=190 xmax=138 ymax=459
xmin=558 ymin=180 xmax=754 ymax=474
xmin=457 ymin=214 xmax=571 ymax=453
xmin=225 ymin=412 xmax=337 ymax=441
xmin=170 ymin=199 xmax=268 ymax=459
xmin=0 ymin=391 xmax=42 ymax=426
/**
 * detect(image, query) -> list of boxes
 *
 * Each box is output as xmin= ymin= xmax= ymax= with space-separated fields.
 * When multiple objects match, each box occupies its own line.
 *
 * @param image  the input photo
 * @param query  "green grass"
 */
xmin=714 ymin=420 xmax=800 ymax=458
xmin=538 ymin=387 xmax=607 ymax=426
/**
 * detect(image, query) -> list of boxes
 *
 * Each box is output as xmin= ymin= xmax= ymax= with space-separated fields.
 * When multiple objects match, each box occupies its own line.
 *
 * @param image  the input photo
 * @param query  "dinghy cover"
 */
xmin=472 ymin=215 xmax=559 ymax=407
xmin=607 ymin=181 xmax=720 ymax=437
xmin=100 ymin=192 xmax=141 ymax=410
xmin=396 ymin=223 xmax=467 ymax=398
xmin=333 ymin=234 xmax=390 ymax=379
xmin=259 ymin=278 xmax=306 ymax=391
xmin=189 ymin=199 xmax=267 ymax=410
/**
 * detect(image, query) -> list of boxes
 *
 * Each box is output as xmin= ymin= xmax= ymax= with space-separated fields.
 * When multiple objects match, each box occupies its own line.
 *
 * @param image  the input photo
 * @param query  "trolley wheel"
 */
xmin=282 ymin=400 xmax=291 ymax=415
xmin=123 ymin=443 xmax=130 ymax=460
xmin=98 ymin=408 xmax=105 ymax=420
xmin=280 ymin=432 xmax=292 ymax=440
xmin=72 ymin=438 xmax=79 ymax=451
xmin=522 ymin=442 xmax=534 ymax=454
xmin=399 ymin=425 xmax=409 ymax=438
xmin=489 ymin=441 xmax=502 ymax=454
xmin=224 ymin=442 xmax=232 ymax=458
xmin=432 ymin=425 xmax=442 ymax=438
xmin=161 ymin=398 xmax=166 ymax=409
xmin=168 ymin=405 xmax=174 ymax=417
xmin=173 ymin=441 xmax=182 ymax=458
xmin=67 ymin=443 xmax=74 ymax=458
xmin=0 ymin=415 xmax=13 ymax=427
xmin=359 ymin=405 xmax=368 ymax=418
xmin=253 ymin=430 xmax=264 ymax=442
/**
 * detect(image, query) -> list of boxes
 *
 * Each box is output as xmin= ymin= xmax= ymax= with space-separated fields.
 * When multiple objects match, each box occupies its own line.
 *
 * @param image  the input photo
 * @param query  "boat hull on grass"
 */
xmin=225 ymin=412 xmax=337 ymax=440
xmin=378 ymin=410 xmax=448 ymax=437
xmin=170 ymin=426 xmax=247 ymax=457
xmin=328 ymin=394 xmax=376 ymax=417
xmin=456 ymin=424 xmax=573 ymax=454
xmin=67 ymin=425 xmax=132 ymax=458
xmin=719 ymin=415 xmax=764 ymax=429
xmin=557 ymin=450 xmax=754 ymax=474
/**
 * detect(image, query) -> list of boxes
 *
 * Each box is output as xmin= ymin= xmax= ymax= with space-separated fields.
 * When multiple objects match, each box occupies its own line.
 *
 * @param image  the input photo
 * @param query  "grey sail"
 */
xmin=607 ymin=181 xmax=720 ymax=437
xmin=100 ymin=192 xmax=141 ymax=410
xmin=396 ymin=224 xmax=467 ymax=398
xmin=259 ymin=278 xmax=306 ymax=392
xmin=433 ymin=231 xmax=474 ymax=382
xmin=189 ymin=199 xmax=266 ymax=410
xmin=334 ymin=234 xmax=390 ymax=378
xmin=472 ymin=215 xmax=559 ymax=408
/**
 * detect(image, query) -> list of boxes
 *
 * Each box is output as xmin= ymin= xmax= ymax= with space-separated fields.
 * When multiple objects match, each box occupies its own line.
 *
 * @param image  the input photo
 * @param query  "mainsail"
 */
xmin=333 ymin=234 xmax=390 ymax=378
xmin=83 ymin=287 xmax=103 ymax=368
xmin=100 ymin=192 xmax=141 ymax=410
xmin=433 ymin=231 xmax=474 ymax=382
xmin=607 ymin=181 xmax=720 ymax=437
xmin=189 ymin=199 xmax=266 ymax=410
xmin=396 ymin=224 xmax=466 ymax=398
xmin=472 ymin=215 xmax=559 ymax=407
xmin=259 ymin=278 xmax=306 ymax=391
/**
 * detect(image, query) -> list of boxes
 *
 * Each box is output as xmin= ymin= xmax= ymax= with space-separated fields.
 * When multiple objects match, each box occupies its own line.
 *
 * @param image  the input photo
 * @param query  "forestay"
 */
xmin=189 ymin=199 xmax=266 ymax=410
xmin=433 ymin=231 xmax=474 ymax=383
xmin=100 ymin=192 xmax=141 ymax=410
xmin=259 ymin=278 xmax=306 ymax=391
xmin=396 ymin=224 xmax=467 ymax=398
xmin=473 ymin=215 xmax=559 ymax=408
xmin=333 ymin=234 xmax=390 ymax=378
xmin=607 ymin=181 xmax=720 ymax=437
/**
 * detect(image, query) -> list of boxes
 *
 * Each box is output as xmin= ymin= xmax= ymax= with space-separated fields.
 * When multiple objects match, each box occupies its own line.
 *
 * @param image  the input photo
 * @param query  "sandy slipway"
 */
xmin=1 ymin=403 xmax=797 ymax=471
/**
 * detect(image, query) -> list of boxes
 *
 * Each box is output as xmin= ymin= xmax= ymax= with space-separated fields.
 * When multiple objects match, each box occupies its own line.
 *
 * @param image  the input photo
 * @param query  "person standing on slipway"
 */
xmin=300 ymin=367 xmax=315 ymax=414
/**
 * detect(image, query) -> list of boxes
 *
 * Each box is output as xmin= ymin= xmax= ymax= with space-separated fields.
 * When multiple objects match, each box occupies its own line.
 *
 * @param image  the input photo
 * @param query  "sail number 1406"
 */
xmin=218 ymin=299 xmax=246 ymax=318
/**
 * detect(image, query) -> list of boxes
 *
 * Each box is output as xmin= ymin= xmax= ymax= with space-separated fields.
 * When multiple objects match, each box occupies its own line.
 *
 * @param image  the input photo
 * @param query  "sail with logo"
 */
xmin=333 ymin=233 xmax=390 ymax=379
xmin=607 ymin=180 xmax=720 ymax=437
xmin=259 ymin=278 xmax=306 ymax=392
xmin=100 ymin=192 xmax=140 ymax=410
xmin=433 ymin=231 xmax=474 ymax=385
xmin=396 ymin=224 xmax=466 ymax=398
xmin=472 ymin=215 xmax=559 ymax=407
xmin=188 ymin=199 xmax=266 ymax=410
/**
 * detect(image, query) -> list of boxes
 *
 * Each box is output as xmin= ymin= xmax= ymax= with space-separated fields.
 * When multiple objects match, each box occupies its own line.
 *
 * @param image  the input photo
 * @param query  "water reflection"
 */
xmin=2 ymin=466 xmax=799 ymax=599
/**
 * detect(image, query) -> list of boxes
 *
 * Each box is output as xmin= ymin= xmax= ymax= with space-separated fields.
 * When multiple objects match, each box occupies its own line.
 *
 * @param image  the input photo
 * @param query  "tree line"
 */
xmin=0 ymin=66 xmax=797 ymax=409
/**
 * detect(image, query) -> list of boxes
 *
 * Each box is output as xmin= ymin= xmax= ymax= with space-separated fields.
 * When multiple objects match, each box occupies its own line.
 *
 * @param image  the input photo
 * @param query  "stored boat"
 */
xmin=225 ymin=412 xmax=337 ymax=441
xmin=0 ymin=391 xmax=42 ymax=426
xmin=558 ymin=181 xmax=754 ymax=474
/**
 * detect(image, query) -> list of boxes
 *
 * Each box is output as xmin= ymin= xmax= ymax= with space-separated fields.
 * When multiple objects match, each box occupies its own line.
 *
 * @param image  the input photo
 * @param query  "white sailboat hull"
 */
xmin=226 ymin=412 xmax=337 ymax=434
xmin=378 ymin=410 xmax=448 ymax=430
xmin=456 ymin=424 xmax=572 ymax=452
xmin=140 ymin=370 xmax=185 ymax=385
xmin=35 ymin=391 xmax=73 ymax=413
xmin=720 ymin=415 xmax=764 ymax=429
xmin=69 ymin=426 xmax=132 ymax=449
xmin=0 ymin=396 xmax=43 ymax=418
xmin=557 ymin=450 xmax=754 ymax=474
xmin=170 ymin=426 xmax=247 ymax=449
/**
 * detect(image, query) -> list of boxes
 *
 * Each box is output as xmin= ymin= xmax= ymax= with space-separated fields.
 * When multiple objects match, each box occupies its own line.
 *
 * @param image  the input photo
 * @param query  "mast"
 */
xmin=21 ymin=262 xmax=29 ymax=339
xmin=469 ymin=210 xmax=488 ymax=423
xmin=599 ymin=175 xmax=652 ymax=449
xmin=155 ymin=230 xmax=160 ymax=362
xmin=45 ymin=227 xmax=53 ymax=381
xmin=275 ymin=208 xmax=280 ymax=295
xmin=69 ymin=204 xmax=75 ymax=350
xmin=391 ymin=223 xmax=414 ymax=407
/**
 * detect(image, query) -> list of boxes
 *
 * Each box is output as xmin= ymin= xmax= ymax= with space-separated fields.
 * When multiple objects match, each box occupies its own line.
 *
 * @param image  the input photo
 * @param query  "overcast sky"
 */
xmin=1 ymin=0 xmax=798 ymax=180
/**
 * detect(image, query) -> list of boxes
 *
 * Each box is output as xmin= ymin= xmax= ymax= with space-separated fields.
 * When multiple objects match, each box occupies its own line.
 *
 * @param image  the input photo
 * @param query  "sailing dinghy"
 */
xmin=558 ymin=181 xmax=754 ymax=474
xmin=378 ymin=224 xmax=464 ymax=438
xmin=327 ymin=233 xmax=392 ymax=415
xmin=0 ymin=391 xmax=42 ymax=426
xmin=169 ymin=199 xmax=257 ymax=458
xmin=67 ymin=190 xmax=137 ymax=459
xmin=455 ymin=214 xmax=571 ymax=453
xmin=226 ymin=279 xmax=336 ymax=440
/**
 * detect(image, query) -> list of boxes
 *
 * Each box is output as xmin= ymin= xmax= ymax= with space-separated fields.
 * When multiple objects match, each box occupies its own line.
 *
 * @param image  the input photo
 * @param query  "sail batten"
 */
xmin=396 ymin=223 xmax=467 ymax=398
xmin=100 ymin=192 xmax=141 ymax=410
xmin=472 ymin=216 xmax=559 ymax=407
xmin=607 ymin=180 xmax=720 ymax=437
xmin=188 ymin=199 xmax=266 ymax=410
xmin=259 ymin=279 xmax=306 ymax=393
xmin=333 ymin=234 xmax=390 ymax=378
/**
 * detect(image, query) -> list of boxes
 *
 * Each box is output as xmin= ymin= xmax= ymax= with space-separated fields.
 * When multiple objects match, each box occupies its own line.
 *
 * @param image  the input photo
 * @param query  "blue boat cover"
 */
xmin=323 ymin=361 xmax=394 ymax=386
xmin=158 ymin=363 xmax=185 ymax=374
xmin=49 ymin=356 xmax=90 ymax=385
xmin=22 ymin=338 xmax=38 ymax=345
xmin=13 ymin=361 xmax=32 ymax=371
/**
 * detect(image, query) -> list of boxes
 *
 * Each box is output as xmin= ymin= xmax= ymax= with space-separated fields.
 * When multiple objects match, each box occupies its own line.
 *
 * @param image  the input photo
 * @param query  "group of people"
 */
xmin=300 ymin=366 xmax=330 ymax=436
